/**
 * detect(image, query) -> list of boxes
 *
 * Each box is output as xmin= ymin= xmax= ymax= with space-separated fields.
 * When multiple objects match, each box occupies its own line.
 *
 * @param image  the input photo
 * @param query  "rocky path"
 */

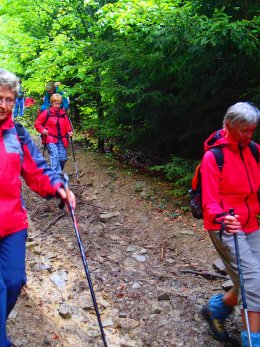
xmin=7 ymin=146 xmax=242 ymax=347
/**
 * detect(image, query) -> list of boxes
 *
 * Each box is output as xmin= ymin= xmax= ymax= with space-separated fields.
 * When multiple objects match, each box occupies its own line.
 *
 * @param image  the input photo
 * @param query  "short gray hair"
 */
xmin=223 ymin=102 xmax=260 ymax=128
xmin=0 ymin=69 xmax=19 ymax=97
xmin=46 ymin=82 xmax=55 ymax=92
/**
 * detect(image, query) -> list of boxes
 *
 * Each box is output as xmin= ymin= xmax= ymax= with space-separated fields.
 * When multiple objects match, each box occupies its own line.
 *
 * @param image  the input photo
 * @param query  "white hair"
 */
xmin=223 ymin=102 xmax=260 ymax=128
xmin=0 ymin=69 xmax=19 ymax=97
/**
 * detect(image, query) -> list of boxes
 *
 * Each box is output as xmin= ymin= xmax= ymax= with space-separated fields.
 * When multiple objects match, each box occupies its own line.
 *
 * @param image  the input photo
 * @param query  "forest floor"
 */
xmin=7 ymin=142 xmax=243 ymax=347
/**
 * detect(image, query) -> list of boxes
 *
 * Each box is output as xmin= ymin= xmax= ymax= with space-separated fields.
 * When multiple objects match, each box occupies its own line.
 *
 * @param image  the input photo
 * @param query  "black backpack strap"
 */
xmin=249 ymin=141 xmax=259 ymax=163
xmin=14 ymin=122 xmax=25 ymax=145
xmin=210 ymin=147 xmax=224 ymax=172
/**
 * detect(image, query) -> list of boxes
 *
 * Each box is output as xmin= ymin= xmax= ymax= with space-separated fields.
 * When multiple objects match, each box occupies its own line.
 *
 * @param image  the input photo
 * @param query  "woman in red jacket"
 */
xmin=34 ymin=94 xmax=73 ymax=175
xmin=0 ymin=69 xmax=75 ymax=347
xmin=200 ymin=102 xmax=260 ymax=346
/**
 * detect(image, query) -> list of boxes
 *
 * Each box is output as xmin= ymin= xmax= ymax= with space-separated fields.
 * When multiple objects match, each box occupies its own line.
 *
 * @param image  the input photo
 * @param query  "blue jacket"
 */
xmin=40 ymin=87 xmax=69 ymax=111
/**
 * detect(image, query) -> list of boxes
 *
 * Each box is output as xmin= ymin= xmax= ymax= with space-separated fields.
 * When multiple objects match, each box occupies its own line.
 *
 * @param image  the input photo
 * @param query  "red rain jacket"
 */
xmin=201 ymin=129 xmax=260 ymax=233
xmin=34 ymin=107 xmax=72 ymax=148
xmin=0 ymin=116 xmax=63 ymax=238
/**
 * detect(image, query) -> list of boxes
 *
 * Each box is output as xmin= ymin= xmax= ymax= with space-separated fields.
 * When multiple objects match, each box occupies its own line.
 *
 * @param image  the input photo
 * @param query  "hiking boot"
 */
xmin=200 ymin=294 xmax=233 ymax=341
xmin=201 ymin=305 xmax=230 ymax=341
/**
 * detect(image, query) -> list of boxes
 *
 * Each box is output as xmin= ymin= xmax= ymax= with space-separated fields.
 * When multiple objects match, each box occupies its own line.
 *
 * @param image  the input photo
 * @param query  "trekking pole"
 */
xmin=67 ymin=116 xmax=80 ymax=184
xmin=42 ymin=131 xmax=47 ymax=157
xmin=229 ymin=208 xmax=252 ymax=347
xmin=63 ymin=174 xmax=108 ymax=347
xmin=69 ymin=136 xmax=80 ymax=184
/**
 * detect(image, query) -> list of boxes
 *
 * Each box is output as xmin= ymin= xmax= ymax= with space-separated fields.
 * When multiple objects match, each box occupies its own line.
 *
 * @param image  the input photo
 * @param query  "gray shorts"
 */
xmin=209 ymin=229 xmax=260 ymax=312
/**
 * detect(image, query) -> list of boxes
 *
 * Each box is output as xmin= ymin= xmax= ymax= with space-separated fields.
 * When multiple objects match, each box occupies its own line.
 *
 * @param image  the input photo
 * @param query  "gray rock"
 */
xmin=132 ymin=253 xmax=147 ymax=263
xmin=135 ymin=181 xmax=145 ymax=192
xmin=50 ymin=271 xmax=68 ymax=288
xmin=26 ymin=241 xmax=38 ymax=249
xmin=12 ymin=339 xmax=24 ymax=347
xmin=99 ymin=212 xmax=121 ymax=222
xmin=58 ymin=304 xmax=72 ymax=319
xmin=119 ymin=312 xmax=127 ymax=318
xmin=213 ymin=258 xmax=227 ymax=275
xmin=222 ymin=279 xmax=233 ymax=291
xmin=140 ymin=192 xmax=149 ymax=199
xmin=126 ymin=245 xmax=139 ymax=252
xmin=32 ymin=263 xmax=52 ymax=272
xmin=8 ymin=307 xmax=19 ymax=320
xmin=179 ymin=230 xmax=194 ymax=236
xmin=102 ymin=318 xmax=114 ymax=327
xmin=132 ymin=282 xmax=141 ymax=289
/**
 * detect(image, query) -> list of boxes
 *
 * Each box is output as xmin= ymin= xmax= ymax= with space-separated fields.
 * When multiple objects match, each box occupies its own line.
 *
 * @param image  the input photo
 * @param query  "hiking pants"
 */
xmin=47 ymin=140 xmax=67 ymax=174
xmin=13 ymin=98 xmax=24 ymax=118
xmin=209 ymin=229 xmax=260 ymax=311
xmin=0 ymin=229 xmax=27 ymax=347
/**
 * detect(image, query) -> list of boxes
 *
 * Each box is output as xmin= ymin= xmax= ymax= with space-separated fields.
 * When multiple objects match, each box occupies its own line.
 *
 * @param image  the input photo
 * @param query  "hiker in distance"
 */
xmin=34 ymin=93 xmax=73 ymax=175
xmin=40 ymin=81 xmax=69 ymax=112
xmin=200 ymin=102 xmax=260 ymax=346
xmin=13 ymin=79 xmax=25 ymax=118
xmin=0 ymin=68 xmax=76 ymax=347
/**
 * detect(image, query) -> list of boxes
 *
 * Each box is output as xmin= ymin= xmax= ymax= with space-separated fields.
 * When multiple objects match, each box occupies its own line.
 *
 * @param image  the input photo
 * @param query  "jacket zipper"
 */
xmin=239 ymin=146 xmax=253 ymax=227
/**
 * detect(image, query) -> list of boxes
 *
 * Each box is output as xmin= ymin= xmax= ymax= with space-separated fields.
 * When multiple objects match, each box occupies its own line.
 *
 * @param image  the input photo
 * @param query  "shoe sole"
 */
xmin=200 ymin=306 xmax=230 ymax=342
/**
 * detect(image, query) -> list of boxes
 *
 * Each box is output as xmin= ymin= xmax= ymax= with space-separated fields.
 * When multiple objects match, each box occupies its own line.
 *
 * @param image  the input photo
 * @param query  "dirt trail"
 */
xmin=7 ymin=145 xmax=242 ymax=347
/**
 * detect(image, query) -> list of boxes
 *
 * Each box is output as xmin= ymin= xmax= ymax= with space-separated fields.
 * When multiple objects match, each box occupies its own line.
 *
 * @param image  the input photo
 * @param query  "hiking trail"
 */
xmin=7 ymin=144 xmax=242 ymax=347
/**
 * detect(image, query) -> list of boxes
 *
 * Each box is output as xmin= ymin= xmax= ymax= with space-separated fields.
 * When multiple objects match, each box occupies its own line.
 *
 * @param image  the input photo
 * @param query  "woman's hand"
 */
xmin=58 ymin=188 xmax=76 ymax=210
xmin=42 ymin=128 xmax=48 ymax=135
xmin=68 ymin=131 xmax=73 ymax=137
xmin=224 ymin=214 xmax=241 ymax=233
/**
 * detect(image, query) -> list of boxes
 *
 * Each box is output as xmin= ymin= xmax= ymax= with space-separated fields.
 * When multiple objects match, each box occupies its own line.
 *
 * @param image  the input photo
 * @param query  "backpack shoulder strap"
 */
xmin=43 ymin=108 xmax=51 ymax=127
xmin=209 ymin=147 xmax=224 ymax=172
xmin=249 ymin=141 xmax=259 ymax=163
xmin=14 ymin=122 xmax=25 ymax=145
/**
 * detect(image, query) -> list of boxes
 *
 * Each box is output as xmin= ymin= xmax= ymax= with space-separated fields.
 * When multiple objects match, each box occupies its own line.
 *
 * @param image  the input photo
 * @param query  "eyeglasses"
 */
xmin=0 ymin=98 xmax=15 ymax=106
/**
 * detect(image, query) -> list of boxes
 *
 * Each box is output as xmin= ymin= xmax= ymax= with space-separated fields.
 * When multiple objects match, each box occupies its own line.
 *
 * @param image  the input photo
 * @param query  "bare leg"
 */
xmin=242 ymin=311 xmax=260 ymax=333
xmin=223 ymin=287 xmax=238 ymax=307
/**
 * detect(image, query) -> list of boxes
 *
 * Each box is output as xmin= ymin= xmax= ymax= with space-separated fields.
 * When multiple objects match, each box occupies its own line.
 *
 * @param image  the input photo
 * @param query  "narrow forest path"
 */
xmin=7 ymin=143 xmax=242 ymax=347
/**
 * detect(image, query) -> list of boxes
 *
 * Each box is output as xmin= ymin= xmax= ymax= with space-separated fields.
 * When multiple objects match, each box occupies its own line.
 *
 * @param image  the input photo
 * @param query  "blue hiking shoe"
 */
xmin=200 ymin=294 xmax=233 ymax=341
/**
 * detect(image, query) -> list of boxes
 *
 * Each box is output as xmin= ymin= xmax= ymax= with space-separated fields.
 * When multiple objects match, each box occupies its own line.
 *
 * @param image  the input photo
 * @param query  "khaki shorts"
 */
xmin=209 ymin=229 xmax=260 ymax=311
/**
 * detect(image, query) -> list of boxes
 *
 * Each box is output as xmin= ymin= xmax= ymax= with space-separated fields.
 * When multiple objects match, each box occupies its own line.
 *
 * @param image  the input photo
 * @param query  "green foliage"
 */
xmin=0 ymin=0 xmax=259 ymax=161
xmin=151 ymin=155 xmax=198 ymax=189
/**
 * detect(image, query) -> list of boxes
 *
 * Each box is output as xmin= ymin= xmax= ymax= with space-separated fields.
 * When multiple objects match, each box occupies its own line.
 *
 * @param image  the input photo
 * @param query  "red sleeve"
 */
xmin=34 ymin=110 xmax=48 ymax=133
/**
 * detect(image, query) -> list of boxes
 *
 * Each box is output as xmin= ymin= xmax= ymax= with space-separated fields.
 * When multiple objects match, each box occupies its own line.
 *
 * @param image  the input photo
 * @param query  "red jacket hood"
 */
xmin=204 ymin=129 xmax=227 ymax=151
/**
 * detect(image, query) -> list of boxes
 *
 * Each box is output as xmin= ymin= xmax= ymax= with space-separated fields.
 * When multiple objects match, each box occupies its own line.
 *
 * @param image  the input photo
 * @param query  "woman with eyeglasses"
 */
xmin=0 ymin=69 xmax=76 ymax=347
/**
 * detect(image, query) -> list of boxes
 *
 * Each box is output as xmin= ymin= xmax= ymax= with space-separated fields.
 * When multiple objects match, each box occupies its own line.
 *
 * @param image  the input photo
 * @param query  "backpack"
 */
xmin=189 ymin=142 xmax=259 ymax=219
